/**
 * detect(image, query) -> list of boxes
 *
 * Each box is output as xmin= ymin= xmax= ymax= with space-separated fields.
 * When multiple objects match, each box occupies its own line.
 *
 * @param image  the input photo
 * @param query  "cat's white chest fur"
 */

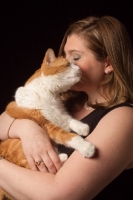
xmin=15 ymin=63 xmax=82 ymax=132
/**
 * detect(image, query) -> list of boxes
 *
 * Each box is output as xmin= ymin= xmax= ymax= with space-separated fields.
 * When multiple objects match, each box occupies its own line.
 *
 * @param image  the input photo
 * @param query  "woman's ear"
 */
xmin=104 ymin=57 xmax=113 ymax=74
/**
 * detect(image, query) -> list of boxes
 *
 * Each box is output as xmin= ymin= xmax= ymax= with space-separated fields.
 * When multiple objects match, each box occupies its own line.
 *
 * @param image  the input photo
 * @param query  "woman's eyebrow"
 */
xmin=64 ymin=50 xmax=83 ymax=54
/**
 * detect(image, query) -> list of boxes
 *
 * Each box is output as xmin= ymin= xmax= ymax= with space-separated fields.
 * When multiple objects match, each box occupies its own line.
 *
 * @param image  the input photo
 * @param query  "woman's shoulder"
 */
xmin=105 ymin=102 xmax=133 ymax=114
xmin=82 ymin=102 xmax=133 ymax=133
xmin=95 ymin=102 xmax=133 ymax=120
xmin=88 ymin=102 xmax=133 ymax=158
xmin=95 ymin=103 xmax=133 ymax=133
xmin=85 ymin=103 xmax=133 ymax=176
xmin=102 ymin=103 xmax=133 ymax=123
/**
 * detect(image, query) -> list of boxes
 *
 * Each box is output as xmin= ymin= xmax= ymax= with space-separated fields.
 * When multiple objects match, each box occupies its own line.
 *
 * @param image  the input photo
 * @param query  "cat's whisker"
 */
xmin=79 ymin=76 xmax=89 ymax=83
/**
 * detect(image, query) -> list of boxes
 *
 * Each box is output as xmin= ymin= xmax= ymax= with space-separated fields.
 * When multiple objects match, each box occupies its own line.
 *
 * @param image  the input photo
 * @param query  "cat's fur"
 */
xmin=0 ymin=48 xmax=95 ymax=200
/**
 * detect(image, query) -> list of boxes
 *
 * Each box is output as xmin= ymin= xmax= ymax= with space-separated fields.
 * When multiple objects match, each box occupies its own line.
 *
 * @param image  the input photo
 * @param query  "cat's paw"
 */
xmin=59 ymin=153 xmax=68 ymax=163
xmin=78 ymin=123 xmax=90 ymax=136
xmin=79 ymin=141 xmax=95 ymax=158
xmin=69 ymin=119 xmax=90 ymax=136
xmin=68 ymin=136 xmax=95 ymax=158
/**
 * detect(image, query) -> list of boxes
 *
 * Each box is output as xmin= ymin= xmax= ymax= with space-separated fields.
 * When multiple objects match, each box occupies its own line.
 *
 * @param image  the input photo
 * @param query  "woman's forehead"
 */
xmin=64 ymin=35 xmax=87 ymax=53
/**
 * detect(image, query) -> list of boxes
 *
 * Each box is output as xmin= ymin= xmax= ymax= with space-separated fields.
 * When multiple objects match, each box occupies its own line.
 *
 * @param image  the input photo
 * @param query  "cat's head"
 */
xmin=40 ymin=48 xmax=82 ymax=93
xmin=25 ymin=49 xmax=81 ymax=93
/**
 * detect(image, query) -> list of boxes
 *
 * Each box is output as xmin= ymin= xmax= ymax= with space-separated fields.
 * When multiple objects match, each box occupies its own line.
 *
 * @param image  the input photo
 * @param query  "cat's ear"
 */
xmin=42 ymin=48 xmax=56 ymax=67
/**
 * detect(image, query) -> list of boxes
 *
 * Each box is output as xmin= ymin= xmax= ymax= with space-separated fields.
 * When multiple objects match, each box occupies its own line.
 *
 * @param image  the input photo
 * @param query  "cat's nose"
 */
xmin=70 ymin=62 xmax=79 ymax=68
xmin=72 ymin=63 xmax=81 ymax=70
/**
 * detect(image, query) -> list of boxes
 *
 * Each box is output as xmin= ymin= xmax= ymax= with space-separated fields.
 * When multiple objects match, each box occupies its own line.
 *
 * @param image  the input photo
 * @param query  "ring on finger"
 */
xmin=35 ymin=160 xmax=43 ymax=166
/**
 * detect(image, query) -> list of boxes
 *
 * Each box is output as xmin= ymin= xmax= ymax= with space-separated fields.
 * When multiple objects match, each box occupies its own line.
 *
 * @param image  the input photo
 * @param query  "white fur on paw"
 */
xmin=59 ymin=153 xmax=68 ymax=163
xmin=67 ymin=136 xmax=95 ymax=158
xmin=69 ymin=119 xmax=90 ymax=136
xmin=79 ymin=141 xmax=95 ymax=158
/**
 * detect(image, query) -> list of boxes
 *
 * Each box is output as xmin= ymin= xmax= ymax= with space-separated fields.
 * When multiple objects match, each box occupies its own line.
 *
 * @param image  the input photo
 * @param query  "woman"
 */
xmin=0 ymin=15 xmax=133 ymax=199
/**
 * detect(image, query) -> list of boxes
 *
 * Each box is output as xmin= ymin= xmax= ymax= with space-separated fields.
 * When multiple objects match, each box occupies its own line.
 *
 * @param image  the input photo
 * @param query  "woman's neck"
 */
xmin=71 ymin=104 xmax=95 ymax=121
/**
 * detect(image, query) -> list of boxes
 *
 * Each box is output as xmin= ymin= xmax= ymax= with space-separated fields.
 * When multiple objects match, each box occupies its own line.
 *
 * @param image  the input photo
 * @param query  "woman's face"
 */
xmin=64 ymin=34 xmax=107 ymax=95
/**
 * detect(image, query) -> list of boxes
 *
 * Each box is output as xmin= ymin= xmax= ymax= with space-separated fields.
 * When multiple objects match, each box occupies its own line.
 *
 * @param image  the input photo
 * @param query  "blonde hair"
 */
xmin=59 ymin=16 xmax=133 ymax=110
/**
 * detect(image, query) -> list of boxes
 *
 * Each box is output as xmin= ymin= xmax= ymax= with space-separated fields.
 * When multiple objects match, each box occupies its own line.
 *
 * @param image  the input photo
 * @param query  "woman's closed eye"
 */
xmin=73 ymin=55 xmax=80 ymax=61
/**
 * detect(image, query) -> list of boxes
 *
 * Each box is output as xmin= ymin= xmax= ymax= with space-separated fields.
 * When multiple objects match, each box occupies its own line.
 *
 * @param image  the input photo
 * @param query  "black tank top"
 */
xmin=58 ymin=103 xmax=133 ymax=199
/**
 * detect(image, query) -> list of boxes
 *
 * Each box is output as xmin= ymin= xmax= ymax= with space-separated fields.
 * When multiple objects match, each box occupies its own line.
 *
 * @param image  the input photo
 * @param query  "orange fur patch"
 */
xmin=25 ymin=53 xmax=69 ymax=85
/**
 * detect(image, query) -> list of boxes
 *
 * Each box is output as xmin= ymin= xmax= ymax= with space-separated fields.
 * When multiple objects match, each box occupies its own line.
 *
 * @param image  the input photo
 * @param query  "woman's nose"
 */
xmin=65 ymin=54 xmax=69 ymax=60
xmin=65 ymin=56 xmax=73 ymax=63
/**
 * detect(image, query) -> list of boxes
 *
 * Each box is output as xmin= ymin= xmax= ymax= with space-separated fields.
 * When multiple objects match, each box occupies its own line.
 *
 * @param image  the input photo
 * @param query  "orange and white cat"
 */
xmin=0 ymin=48 xmax=95 ymax=200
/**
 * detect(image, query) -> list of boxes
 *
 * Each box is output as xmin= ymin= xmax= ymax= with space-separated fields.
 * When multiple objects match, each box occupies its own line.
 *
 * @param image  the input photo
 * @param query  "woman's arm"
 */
xmin=0 ymin=106 xmax=133 ymax=200
xmin=0 ymin=112 xmax=62 ymax=173
xmin=0 ymin=112 xmax=17 ymax=140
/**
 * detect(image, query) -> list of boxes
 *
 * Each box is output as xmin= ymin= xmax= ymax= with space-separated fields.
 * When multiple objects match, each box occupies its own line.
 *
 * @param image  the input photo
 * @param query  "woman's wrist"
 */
xmin=8 ymin=118 xmax=26 ymax=139
xmin=0 ymin=112 xmax=17 ymax=140
xmin=7 ymin=118 xmax=16 ymax=139
xmin=6 ymin=118 xmax=20 ymax=139
xmin=10 ymin=118 xmax=42 ymax=140
xmin=3 ymin=117 xmax=25 ymax=140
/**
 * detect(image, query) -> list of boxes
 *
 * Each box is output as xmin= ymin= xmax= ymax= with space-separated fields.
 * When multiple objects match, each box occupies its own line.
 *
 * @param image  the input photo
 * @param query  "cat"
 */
xmin=0 ymin=48 xmax=95 ymax=200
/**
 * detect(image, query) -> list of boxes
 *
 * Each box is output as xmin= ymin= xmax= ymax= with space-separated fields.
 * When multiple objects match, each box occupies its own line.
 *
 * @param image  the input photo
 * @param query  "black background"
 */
xmin=1 ymin=0 xmax=133 ymax=113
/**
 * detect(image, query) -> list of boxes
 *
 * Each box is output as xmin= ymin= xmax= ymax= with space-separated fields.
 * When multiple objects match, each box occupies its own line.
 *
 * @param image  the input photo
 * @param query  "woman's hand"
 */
xmin=11 ymin=119 xmax=62 ymax=174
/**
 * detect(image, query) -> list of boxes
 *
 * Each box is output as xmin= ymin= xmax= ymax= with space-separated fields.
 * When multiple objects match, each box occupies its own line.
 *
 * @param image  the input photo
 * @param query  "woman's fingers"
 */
xmin=26 ymin=156 xmax=38 ymax=171
xmin=25 ymin=147 xmax=62 ymax=173
xmin=26 ymin=156 xmax=48 ymax=172
xmin=36 ymin=149 xmax=62 ymax=173
xmin=37 ymin=153 xmax=58 ymax=174
xmin=48 ymin=149 xmax=62 ymax=171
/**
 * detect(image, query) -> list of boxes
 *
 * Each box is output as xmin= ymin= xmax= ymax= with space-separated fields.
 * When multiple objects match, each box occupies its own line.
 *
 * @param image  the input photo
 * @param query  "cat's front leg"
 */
xmin=69 ymin=119 xmax=90 ymax=136
xmin=67 ymin=136 xmax=95 ymax=158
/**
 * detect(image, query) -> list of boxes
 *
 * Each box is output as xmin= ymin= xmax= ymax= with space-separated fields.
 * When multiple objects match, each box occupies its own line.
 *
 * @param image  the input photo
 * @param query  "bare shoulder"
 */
xmin=96 ymin=105 xmax=133 ymax=132
xmin=104 ymin=105 xmax=133 ymax=120
xmin=87 ymin=105 xmax=133 ymax=168
xmin=89 ymin=105 xmax=133 ymax=142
